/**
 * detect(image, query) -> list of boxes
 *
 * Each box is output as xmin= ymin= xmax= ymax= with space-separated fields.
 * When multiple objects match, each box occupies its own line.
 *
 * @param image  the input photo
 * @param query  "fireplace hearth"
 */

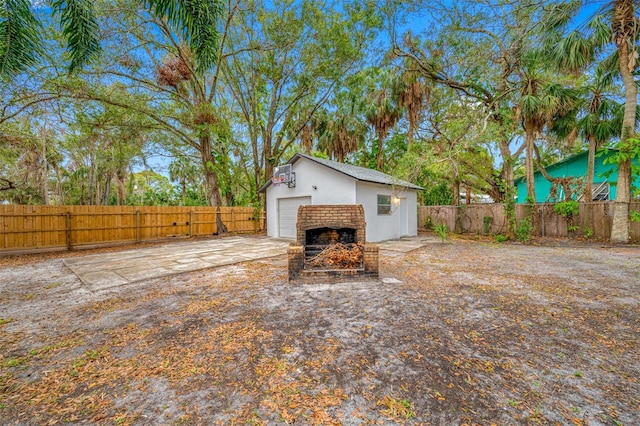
xmin=287 ymin=205 xmax=379 ymax=282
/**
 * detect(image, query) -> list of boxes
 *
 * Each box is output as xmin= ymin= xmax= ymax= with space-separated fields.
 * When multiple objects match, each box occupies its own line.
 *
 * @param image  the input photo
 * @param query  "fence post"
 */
xmin=189 ymin=211 xmax=193 ymax=237
xmin=136 ymin=210 xmax=141 ymax=242
xmin=65 ymin=212 xmax=72 ymax=250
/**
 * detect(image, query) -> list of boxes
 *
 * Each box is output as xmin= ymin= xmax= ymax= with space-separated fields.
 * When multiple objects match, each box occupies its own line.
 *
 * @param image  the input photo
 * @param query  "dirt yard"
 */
xmin=1 ymin=237 xmax=638 ymax=425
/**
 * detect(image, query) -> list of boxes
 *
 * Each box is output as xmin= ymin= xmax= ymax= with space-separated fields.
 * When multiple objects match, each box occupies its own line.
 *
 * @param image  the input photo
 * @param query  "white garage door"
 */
xmin=278 ymin=196 xmax=311 ymax=239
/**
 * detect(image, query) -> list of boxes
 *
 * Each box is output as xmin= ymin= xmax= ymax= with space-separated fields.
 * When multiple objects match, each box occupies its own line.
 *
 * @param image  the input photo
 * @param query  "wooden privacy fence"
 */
xmin=0 ymin=205 xmax=264 ymax=254
xmin=419 ymin=201 xmax=640 ymax=241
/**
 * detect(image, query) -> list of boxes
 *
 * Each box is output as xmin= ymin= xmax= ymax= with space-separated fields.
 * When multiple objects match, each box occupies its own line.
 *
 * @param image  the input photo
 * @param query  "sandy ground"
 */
xmin=0 ymin=236 xmax=638 ymax=425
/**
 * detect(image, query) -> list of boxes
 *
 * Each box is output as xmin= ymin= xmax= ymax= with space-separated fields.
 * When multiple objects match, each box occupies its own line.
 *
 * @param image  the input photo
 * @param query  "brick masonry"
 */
xmin=288 ymin=204 xmax=379 ymax=282
xmin=295 ymin=204 xmax=366 ymax=245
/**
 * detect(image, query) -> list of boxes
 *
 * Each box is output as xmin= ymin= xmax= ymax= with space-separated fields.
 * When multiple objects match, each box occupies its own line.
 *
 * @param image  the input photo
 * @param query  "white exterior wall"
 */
xmin=356 ymin=181 xmax=418 ymax=242
xmin=265 ymin=159 xmax=356 ymax=238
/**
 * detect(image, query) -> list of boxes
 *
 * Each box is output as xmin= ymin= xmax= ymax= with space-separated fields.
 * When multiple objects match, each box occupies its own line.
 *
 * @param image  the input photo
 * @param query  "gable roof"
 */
xmin=259 ymin=153 xmax=423 ymax=192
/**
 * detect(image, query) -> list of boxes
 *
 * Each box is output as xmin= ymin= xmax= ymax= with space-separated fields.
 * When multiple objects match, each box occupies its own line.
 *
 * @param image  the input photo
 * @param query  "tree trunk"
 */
xmin=88 ymin=162 xmax=96 ymax=205
xmin=101 ymin=176 xmax=111 ymax=205
xmin=524 ymin=120 xmax=536 ymax=202
xmin=610 ymin=14 xmax=638 ymax=243
xmin=452 ymin=179 xmax=460 ymax=206
xmin=496 ymin=137 xmax=516 ymax=203
xmin=41 ymin=134 xmax=49 ymax=206
xmin=376 ymin=136 xmax=384 ymax=171
xmin=585 ymin=134 xmax=596 ymax=201
xmin=54 ymin=166 xmax=63 ymax=204
xmin=115 ymin=171 xmax=127 ymax=205
xmin=407 ymin=117 xmax=415 ymax=151
xmin=611 ymin=158 xmax=631 ymax=242
xmin=181 ymin=177 xmax=186 ymax=206
xmin=200 ymin=135 xmax=227 ymax=234
xmin=263 ymin=130 xmax=275 ymax=187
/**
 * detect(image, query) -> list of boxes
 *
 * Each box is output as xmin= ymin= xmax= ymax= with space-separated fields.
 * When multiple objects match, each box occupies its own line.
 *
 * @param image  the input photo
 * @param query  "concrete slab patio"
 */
xmin=64 ymin=236 xmax=290 ymax=291
xmin=63 ymin=235 xmax=437 ymax=291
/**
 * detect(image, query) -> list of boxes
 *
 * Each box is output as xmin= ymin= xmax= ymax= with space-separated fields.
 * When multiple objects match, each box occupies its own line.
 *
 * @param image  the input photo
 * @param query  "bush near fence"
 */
xmin=419 ymin=202 xmax=640 ymax=241
xmin=0 ymin=205 xmax=265 ymax=254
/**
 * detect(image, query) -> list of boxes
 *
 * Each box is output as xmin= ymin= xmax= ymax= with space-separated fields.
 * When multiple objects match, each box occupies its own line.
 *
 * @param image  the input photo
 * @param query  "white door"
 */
xmin=278 ymin=196 xmax=311 ymax=239
xmin=399 ymin=198 xmax=409 ymax=236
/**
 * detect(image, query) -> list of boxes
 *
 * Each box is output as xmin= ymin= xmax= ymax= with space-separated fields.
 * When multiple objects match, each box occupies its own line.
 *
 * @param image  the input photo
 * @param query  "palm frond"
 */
xmin=551 ymin=30 xmax=596 ymax=72
xmin=145 ymin=0 xmax=225 ymax=72
xmin=51 ymin=0 xmax=101 ymax=72
xmin=599 ymin=50 xmax=620 ymax=74
xmin=545 ymin=1 xmax=581 ymax=29
xmin=586 ymin=13 xmax=611 ymax=48
xmin=0 ymin=0 xmax=42 ymax=78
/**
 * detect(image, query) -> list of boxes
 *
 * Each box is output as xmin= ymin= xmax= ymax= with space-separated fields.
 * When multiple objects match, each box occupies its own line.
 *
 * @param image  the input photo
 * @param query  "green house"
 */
xmin=515 ymin=149 xmax=640 ymax=203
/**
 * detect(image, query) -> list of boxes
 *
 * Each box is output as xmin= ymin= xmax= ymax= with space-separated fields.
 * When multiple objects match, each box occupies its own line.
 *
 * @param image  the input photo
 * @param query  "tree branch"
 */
xmin=0 ymin=178 xmax=17 ymax=192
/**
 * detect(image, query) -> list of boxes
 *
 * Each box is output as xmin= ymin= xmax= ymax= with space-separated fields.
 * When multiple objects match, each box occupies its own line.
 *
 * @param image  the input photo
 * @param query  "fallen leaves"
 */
xmin=1 ymin=239 xmax=639 ymax=424
xmin=377 ymin=395 xmax=416 ymax=421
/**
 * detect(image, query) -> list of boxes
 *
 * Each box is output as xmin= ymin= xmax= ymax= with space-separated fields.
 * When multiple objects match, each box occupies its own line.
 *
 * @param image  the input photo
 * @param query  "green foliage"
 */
xmin=482 ymin=216 xmax=493 ymax=235
xmin=554 ymin=200 xmax=580 ymax=237
xmin=505 ymin=194 xmax=517 ymax=240
xmin=602 ymin=138 xmax=640 ymax=195
xmin=514 ymin=196 xmax=536 ymax=243
xmin=553 ymin=200 xmax=579 ymax=218
xmin=516 ymin=218 xmax=533 ymax=243
xmin=148 ymin=0 xmax=224 ymax=72
xmin=434 ymin=223 xmax=449 ymax=243
xmin=583 ymin=227 xmax=594 ymax=239
xmin=1 ymin=0 xmax=225 ymax=77
xmin=421 ymin=181 xmax=454 ymax=206
xmin=495 ymin=234 xmax=507 ymax=243
xmin=424 ymin=216 xmax=433 ymax=230
xmin=0 ymin=0 xmax=43 ymax=78
xmin=3 ymin=357 xmax=24 ymax=368
xmin=51 ymin=0 xmax=101 ymax=72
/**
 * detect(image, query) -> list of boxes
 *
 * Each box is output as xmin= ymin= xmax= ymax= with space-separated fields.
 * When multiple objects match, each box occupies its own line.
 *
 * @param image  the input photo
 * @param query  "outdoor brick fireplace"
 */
xmin=288 ymin=204 xmax=379 ymax=282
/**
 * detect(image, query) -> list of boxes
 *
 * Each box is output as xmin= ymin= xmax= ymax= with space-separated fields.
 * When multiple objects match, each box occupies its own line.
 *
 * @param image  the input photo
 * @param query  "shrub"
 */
xmin=434 ymin=223 xmax=449 ymax=243
xmin=516 ymin=218 xmax=533 ymax=243
xmin=553 ymin=200 xmax=579 ymax=218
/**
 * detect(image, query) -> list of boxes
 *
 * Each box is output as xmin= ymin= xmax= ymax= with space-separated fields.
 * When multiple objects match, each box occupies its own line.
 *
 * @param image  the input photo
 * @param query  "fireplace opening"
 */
xmin=305 ymin=227 xmax=356 ymax=246
xmin=304 ymin=227 xmax=362 ymax=270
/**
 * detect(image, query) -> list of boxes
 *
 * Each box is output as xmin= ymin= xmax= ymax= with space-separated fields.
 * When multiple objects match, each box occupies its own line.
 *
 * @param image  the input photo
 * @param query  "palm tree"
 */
xmin=0 ymin=0 xmax=223 ymax=77
xmin=551 ymin=67 xmax=623 ymax=201
xmin=393 ymin=69 xmax=430 ymax=150
xmin=315 ymin=113 xmax=367 ymax=163
xmin=578 ymin=69 xmax=622 ymax=201
xmin=517 ymin=50 xmax=580 ymax=201
xmin=544 ymin=0 xmax=639 ymax=243
xmin=364 ymin=68 xmax=402 ymax=170
xmin=169 ymin=155 xmax=200 ymax=205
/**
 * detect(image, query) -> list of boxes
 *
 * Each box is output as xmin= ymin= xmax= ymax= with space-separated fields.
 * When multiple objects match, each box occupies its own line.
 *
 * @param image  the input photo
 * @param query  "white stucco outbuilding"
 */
xmin=259 ymin=153 xmax=423 ymax=242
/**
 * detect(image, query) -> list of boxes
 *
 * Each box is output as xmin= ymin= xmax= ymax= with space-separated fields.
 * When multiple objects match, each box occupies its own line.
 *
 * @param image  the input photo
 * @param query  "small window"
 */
xmin=377 ymin=194 xmax=391 ymax=215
